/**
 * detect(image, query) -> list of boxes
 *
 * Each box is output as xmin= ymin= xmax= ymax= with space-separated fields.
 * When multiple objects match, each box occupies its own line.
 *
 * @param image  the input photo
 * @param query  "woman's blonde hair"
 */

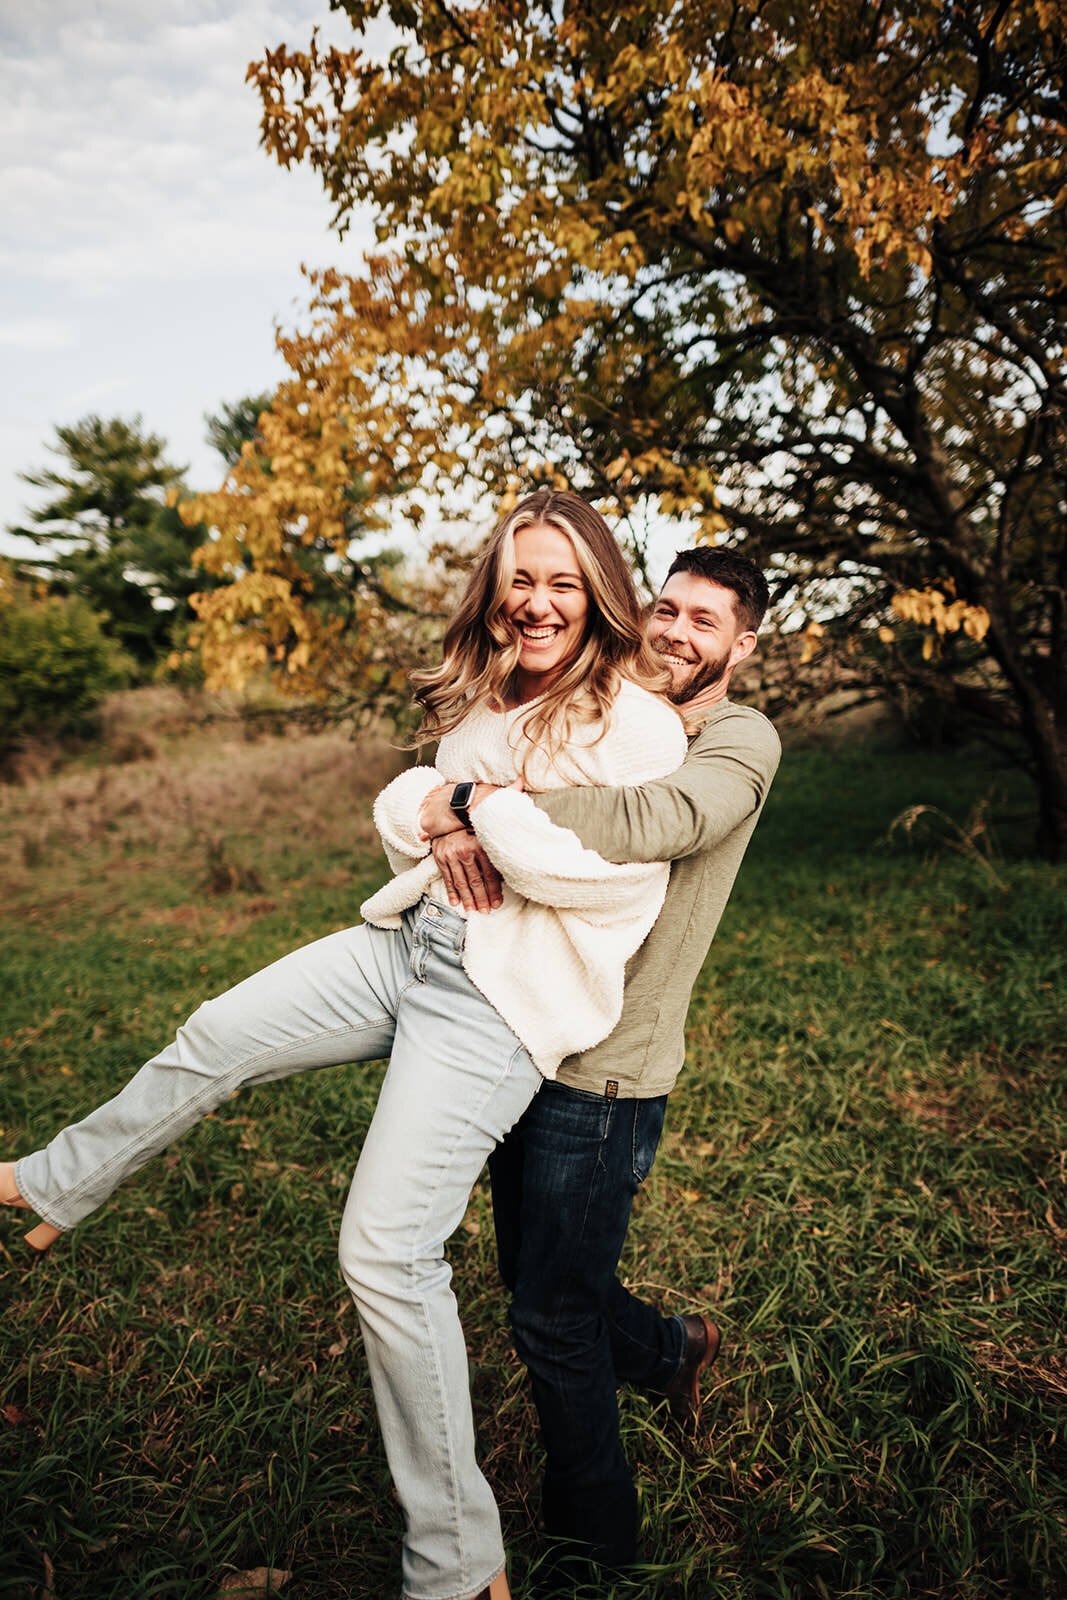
xmin=412 ymin=489 xmax=670 ymax=772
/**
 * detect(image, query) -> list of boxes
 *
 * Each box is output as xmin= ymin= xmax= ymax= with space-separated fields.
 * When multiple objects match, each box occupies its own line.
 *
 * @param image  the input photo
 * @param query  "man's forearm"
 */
xmin=532 ymin=715 xmax=780 ymax=863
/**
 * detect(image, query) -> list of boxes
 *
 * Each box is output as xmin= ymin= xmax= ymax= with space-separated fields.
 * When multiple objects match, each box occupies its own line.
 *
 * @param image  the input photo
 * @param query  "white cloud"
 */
xmin=66 ymin=376 xmax=138 ymax=412
xmin=0 ymin=0 xmax=383 ymax=536
xmin=0 ymin=317 xmax=73 ymax=350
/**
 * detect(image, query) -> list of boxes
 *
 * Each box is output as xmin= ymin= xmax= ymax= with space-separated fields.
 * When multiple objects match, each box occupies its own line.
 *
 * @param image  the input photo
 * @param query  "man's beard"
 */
xmin=655 ymin=644 xmax=731 ymax=705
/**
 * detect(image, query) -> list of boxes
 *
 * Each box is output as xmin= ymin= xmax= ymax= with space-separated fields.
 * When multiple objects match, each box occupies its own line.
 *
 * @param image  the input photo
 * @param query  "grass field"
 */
xmin=1 ymin=692 xmax=1064 ymax=1599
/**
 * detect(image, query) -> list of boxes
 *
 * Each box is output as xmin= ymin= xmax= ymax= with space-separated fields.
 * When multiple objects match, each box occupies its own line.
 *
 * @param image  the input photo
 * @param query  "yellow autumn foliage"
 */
xmin=181 ymin=1 xmax=1067 ymax=854
xmin=891 ymin=590 xmax=992 ymax=643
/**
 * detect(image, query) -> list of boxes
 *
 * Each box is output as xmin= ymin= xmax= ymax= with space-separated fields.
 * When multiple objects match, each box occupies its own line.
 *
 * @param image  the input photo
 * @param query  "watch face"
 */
xmin=451 ymin=782 xmax=475 ymax=808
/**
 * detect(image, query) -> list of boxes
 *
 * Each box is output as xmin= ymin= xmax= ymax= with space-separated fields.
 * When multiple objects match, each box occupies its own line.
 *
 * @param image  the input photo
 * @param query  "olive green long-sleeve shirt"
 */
xmin=532 ymin=699 xmax=780 ymax=1098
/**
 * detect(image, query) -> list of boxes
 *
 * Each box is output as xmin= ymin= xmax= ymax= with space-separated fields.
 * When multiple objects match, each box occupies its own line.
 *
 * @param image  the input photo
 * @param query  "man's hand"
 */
xmin=431 ymin=831 xmax=504 ymax=913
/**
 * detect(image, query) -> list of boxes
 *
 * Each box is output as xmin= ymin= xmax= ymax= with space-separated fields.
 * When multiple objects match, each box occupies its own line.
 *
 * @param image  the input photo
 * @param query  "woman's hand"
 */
xmin=419 ymin=785 xmax=468 ymax=839
xmin=431 ymin=832 xmax=504 ymax=912
xmin=418 ymin=781 xmax=518 ymax=840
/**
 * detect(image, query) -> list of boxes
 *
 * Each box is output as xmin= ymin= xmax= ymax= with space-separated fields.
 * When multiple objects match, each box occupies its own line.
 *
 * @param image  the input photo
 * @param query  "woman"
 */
xmin=2 ymin=490 xmax=686 ymax=1600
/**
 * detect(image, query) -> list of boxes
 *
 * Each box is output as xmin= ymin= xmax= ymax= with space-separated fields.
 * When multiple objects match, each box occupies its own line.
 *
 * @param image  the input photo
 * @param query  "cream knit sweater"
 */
xmin=360 ymin=680 xmax=687 ymax=1077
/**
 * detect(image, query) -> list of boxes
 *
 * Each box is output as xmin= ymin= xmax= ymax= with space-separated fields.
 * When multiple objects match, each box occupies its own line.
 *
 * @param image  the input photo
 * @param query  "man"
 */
xmin=423 ymin=547 xmax=780 ymax=1581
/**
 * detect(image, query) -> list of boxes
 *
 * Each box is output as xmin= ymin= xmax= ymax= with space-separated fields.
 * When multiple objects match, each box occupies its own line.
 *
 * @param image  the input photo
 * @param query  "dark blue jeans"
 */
xmin=488 ymin=1080 xmax=687 ymax=1569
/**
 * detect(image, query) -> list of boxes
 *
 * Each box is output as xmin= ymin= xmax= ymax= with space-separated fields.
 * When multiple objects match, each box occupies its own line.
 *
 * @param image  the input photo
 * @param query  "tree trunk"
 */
xmin=956 ymin=585 xmax=1067 ymax=862
xmin=1034 ymin=735 xmax=1067 ymax=864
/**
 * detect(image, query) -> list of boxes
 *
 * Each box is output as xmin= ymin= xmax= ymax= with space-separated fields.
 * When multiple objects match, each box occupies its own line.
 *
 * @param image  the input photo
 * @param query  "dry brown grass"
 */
xmin=0 ymin=686 xmax=408 ymax=913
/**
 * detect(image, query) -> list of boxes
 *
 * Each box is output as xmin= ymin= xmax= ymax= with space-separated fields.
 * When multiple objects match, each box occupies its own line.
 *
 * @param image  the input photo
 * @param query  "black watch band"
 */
xmin=449 ymin=781 xmax=476 ymax=831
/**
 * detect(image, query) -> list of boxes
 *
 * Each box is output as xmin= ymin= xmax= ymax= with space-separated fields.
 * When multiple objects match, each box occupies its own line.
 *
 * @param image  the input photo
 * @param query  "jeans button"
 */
xmin=425 ymin=903 xmax=441 ymax=919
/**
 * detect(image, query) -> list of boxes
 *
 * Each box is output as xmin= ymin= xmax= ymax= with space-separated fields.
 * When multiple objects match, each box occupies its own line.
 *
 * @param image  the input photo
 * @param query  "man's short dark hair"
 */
xmin=664 ymin=547 xmax=769 ymax=634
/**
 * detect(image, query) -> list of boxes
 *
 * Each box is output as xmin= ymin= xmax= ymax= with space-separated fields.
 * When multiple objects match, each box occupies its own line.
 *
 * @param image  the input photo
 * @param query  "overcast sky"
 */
xmin=0 ymin=0 xmax=384 ymax=545
xmin=0 ymin=1 xmax=689 ymax=585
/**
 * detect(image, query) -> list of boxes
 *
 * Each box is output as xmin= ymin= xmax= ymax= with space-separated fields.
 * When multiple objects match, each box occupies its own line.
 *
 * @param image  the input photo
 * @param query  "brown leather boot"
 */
xmin=664 ymin=1312 xmax=721 ymax=1430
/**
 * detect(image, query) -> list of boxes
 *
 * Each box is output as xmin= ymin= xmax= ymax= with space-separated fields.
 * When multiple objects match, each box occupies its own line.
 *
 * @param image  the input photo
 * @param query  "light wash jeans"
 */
xmin=16 ymin=900 xmax=542 ymax=1600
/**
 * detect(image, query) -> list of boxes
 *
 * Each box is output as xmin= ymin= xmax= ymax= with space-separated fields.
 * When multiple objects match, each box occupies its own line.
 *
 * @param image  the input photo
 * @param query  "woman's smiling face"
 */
xmin=504 ymin=522 xmax=590 ymax=698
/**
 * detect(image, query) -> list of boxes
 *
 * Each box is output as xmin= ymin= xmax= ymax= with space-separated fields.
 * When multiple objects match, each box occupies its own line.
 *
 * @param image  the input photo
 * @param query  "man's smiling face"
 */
xmin=647 ymin=572 xmax=756 ymax=707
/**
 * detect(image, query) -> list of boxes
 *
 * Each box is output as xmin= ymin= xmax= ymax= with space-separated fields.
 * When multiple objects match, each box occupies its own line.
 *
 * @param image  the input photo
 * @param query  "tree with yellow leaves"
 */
xmin=186 ymin=376 xmax=461 ymax=733
xmin=192 ymin=0 xmax=1066 ymax=856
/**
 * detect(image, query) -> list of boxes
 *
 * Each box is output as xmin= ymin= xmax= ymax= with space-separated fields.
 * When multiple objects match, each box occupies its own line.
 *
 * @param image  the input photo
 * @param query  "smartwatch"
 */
xmin=449 ymin=780 xmax=476 ymax=831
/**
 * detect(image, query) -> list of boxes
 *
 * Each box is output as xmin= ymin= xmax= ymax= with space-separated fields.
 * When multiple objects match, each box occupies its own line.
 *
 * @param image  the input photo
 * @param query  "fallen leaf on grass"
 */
xmin=215 ymin=1570 xmax=291 ymax=1598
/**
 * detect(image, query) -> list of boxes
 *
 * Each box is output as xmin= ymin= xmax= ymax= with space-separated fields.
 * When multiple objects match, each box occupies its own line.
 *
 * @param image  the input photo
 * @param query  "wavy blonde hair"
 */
xmin=411 ymin=490 xmax=670 ymax=774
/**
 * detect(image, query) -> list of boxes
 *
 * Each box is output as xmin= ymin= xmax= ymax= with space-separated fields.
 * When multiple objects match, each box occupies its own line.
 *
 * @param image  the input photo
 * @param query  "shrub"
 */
xmin=0 ymin=566 xmax=130 ymax=763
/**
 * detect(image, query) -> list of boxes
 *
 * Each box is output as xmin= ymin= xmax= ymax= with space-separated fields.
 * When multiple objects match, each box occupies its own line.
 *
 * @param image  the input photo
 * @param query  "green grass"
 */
xmin=1 ymin=721 xmax=1064 ymax=1599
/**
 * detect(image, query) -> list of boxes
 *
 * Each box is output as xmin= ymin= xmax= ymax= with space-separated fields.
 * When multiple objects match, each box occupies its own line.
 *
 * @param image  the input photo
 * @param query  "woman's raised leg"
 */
xmin=6 ymin=916 xmax=416 ymax=1240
